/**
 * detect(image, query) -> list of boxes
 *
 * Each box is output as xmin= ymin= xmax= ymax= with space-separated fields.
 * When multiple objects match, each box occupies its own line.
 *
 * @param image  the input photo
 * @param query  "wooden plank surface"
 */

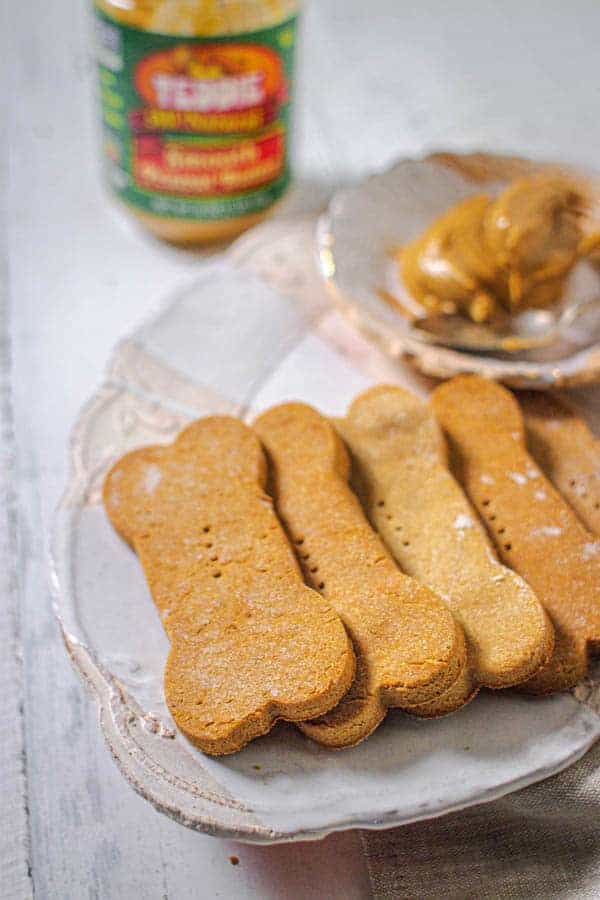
xmin=1 ymin=2 xmax=32 ymax=889
xmin=4 ymin=0 xmax=600 ymax=897
xmin=0 ymin=124 xmax=34 ymax=900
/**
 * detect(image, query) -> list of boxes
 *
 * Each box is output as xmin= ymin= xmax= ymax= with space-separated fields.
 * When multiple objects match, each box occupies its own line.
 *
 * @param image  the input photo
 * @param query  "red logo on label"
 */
xmin=134 ymin=43 xmax=286 ymax=134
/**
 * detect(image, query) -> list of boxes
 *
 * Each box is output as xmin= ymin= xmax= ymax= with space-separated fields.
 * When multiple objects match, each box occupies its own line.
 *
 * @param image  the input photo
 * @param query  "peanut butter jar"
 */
xmin=94 ymin=1 xmax=300 ymax=244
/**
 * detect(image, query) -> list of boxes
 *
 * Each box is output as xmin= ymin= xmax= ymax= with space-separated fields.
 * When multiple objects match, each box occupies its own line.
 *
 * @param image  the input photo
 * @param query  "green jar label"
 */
xmin=93 ymin=6 xmax=296 ymax=220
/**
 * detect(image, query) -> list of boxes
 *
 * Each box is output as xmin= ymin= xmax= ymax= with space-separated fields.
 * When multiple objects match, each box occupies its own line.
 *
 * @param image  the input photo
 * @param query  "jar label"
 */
xmin=94 ymin=7 xmax=297 ymax=220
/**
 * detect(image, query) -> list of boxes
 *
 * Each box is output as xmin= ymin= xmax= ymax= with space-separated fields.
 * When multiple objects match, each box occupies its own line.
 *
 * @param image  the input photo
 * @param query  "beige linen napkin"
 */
xmin=361 ymin=670 xmax=600 ymax=900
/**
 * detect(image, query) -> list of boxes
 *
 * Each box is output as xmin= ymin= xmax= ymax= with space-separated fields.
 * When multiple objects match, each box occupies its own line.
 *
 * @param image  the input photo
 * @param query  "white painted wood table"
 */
xmin=4 ymin=1 xmax=600 ymax=896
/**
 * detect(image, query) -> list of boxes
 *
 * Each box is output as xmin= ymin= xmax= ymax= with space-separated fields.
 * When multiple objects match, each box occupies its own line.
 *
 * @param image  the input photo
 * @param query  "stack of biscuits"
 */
xmin=103 ymin=375 xmax=600 ymax=755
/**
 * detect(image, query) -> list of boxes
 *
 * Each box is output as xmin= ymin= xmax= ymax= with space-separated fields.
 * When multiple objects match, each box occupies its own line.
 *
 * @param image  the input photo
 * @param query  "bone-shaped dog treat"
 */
xmin=336 ymin=385 xmax=553 ymax=714
xmin=103 ymin=417 xmax=356 ymax=755
xmin=254 ymin=403 xmax=467 ymax=747
xmin=520 ymin=391 xmax=600 ymax=536
xmin=432 ymin=375 xmax=600 ymax=693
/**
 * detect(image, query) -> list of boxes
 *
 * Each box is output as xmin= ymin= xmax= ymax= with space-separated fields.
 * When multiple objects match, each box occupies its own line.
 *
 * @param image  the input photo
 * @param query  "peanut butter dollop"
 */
xmin=399 ymin=176 xmax=597 ymax=323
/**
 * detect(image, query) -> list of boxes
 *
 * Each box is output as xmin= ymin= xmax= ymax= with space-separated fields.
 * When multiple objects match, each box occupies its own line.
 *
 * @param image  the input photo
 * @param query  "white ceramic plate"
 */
xmin=318 ymin=152 xmax=600 ymax=387
xmin=51 ymin=218 xmax=600 ymax=843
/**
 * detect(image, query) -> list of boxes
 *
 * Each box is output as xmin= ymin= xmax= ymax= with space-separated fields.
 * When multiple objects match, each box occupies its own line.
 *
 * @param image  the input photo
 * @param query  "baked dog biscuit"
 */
xmin=103 ymin=417 xmax=355 ymax=755
xmin=336 ymin=386 xmax=553 ymax=715
xmin=254 ymin=403 xmax=467 ymax=748
xmin=432 ymin=375 xmax=600 ymax=693
xmin=521 ymin=391 xmax=600 ymax=536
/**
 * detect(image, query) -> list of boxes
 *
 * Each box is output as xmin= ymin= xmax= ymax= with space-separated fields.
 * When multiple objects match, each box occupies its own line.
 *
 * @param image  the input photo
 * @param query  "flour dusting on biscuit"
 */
xmin=103 ymin=416 xmax=355 ymax=755
xmin=337 ymin=385 xmax=553 ymax=714
xmin=433 ymin=375 xmax=600 ymax=693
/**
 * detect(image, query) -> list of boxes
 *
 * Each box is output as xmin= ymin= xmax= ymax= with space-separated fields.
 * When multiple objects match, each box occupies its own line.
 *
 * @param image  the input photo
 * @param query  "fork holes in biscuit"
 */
xmin=402 ymin=540 xmax=410 ymax=547
xmin=482 ymin=499 xmax=490 ymax=507
xmin=203 ymin=526 xmax=211 ymax=533
xmin=377 ymin=500 xmax=385 ymax=508
xmin=310 ymin=565 xmax=318 ymax=573
xmin=318 ymin=581 xmax=325 ymax=590
xmin=489 ymin=514 xmax=496 ymax=521
xmin=498 ymin=527 xmax=505 ymax=535
xmin=595 ymin=502 xmax=600 ymax=510
xmin=213 ymin=571 xmax=222 ymax=578
xmin=569 ymin=479 xmax=576 ymax=487
xmin=504 ymin=543 xmax=512 ymax=551
xmin=295 ymin=537 xmax=305 ymax=545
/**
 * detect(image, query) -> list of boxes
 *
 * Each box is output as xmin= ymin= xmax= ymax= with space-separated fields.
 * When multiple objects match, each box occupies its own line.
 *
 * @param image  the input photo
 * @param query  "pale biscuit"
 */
xmin=521 ymin=391 xmax=600 ymax=536
xmin=337 ymin=385 xmax=553 ymax=715
xmin=103 ymin=417 xmax=355 ymax=755
xmin=432 ymin=375 xmax=600 ymax=693
xmin=254 ymin=402 xmax=467 ymax=747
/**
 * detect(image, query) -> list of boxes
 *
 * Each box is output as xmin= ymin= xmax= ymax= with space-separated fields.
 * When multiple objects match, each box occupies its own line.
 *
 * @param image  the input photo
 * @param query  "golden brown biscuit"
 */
xmin=103 ymin=417 xmax=356 ymax=755
xmin=520 ymin=391 xmax=600 ymax=536
xmin=254 ymin=403 xmax=467 ymax=747
xmin=336 ymin=385 xmax=553 ymax=715
xmin=432 ymin=375 xmax=600 ymax=693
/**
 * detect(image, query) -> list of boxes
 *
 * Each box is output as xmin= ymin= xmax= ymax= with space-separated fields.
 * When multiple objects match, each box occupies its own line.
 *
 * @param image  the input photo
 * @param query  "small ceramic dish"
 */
xmin=318 ymin=152 xmax=600 ymax=387
xmin=51 ymin=219 xmax=600 ymax=843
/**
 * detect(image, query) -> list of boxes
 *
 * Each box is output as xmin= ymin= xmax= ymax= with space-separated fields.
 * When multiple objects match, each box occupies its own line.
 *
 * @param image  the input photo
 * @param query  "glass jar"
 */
xmin=93 ymin=1 xmax=300 ymax=243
